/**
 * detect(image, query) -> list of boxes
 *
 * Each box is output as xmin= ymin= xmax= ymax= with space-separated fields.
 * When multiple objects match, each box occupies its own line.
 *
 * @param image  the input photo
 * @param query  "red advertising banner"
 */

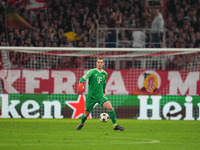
xmin=0 ymin=69 xmax=199 ymax=95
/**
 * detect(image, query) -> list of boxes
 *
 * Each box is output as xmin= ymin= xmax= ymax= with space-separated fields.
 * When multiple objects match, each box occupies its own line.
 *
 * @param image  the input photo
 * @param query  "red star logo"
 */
xmin=66 ymin=94 xmax=92 ymax=119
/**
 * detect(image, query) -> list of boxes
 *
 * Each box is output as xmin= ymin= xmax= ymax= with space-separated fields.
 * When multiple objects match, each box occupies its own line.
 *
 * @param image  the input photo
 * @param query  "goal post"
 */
xmin=0 ymin=47 xmax=200 ymax=120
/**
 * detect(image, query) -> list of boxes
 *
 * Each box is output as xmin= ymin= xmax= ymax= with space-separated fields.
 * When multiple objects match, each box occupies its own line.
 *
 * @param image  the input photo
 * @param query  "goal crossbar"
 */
xmin=1 ymin=46 xmax=200 ymax=52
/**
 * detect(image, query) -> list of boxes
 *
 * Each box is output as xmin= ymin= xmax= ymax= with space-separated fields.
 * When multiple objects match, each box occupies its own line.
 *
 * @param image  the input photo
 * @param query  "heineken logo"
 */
xmin=138 ymin=95 xmax=200 ymax=120
xmin=0 ymin=94 xmax=200 ymax=120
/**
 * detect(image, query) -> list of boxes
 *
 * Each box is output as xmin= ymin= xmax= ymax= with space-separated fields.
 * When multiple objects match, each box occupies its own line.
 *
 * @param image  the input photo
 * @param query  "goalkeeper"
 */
xmin=76 ymin=57 xmax=124 ymax=131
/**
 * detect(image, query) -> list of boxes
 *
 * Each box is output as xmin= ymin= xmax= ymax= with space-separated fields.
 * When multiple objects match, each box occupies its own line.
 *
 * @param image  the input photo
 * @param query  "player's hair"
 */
xmin=96 ymin=57 xmax=104 ymax=62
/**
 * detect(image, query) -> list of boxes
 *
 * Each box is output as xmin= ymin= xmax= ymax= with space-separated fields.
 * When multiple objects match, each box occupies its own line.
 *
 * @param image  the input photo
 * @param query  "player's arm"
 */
xmin=103 ymin=83 xmax=106 ymax=95
xmin=103 ymin=73 xmax=108 ymax=95
xmin=77 ymin=69 xmax=94 ymax=92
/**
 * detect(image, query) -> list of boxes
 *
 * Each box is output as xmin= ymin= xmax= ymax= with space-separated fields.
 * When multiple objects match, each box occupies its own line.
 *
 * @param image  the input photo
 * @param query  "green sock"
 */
xmin=81 ymin=114 xmax=87 ymax=125
xmin=109 ymin=109 xmax=117 ymax=124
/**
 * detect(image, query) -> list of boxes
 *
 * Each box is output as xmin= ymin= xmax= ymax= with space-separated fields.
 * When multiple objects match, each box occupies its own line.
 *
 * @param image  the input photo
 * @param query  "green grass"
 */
xmin=0 ymin=119 xmax=199 ymax=150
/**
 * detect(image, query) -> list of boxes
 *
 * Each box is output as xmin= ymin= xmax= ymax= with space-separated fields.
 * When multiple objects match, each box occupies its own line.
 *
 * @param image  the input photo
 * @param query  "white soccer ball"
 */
xmin=100 ymin=113 xmax=109 ymax=123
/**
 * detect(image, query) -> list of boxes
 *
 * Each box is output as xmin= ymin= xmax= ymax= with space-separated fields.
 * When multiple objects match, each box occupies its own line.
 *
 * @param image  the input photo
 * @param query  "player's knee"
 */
xmin=84 ymin=112 xmax=90 ymax=117
xmin=107 ymin=106 xmax=113 ymax=111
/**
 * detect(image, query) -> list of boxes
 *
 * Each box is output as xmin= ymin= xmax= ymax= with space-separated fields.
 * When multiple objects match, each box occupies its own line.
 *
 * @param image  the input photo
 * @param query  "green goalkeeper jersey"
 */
xmin=79 ymin=68 xmax=107 ymax=98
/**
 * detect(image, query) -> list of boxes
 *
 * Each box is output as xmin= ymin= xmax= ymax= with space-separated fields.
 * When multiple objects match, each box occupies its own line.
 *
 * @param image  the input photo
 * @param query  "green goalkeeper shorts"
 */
xmin=85 ymin=94 xmax=108 ymax=112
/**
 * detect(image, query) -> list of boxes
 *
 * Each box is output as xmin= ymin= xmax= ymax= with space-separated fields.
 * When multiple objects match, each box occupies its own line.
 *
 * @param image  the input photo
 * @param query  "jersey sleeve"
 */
xmin=104 ymin=72 xmax=108 ymax=83
xmin=103 ymin=71 xmax=108 ymax=91
xmin=79 ymin=69 xmax=94 ymax=83
xmin=103 ymin=83 xmax=106 ymax=92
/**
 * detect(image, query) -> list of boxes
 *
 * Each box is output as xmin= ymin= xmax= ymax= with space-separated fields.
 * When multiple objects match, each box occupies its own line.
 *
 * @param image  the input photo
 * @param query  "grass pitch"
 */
xmin=0 ymin=119 xmax=199 ymax=150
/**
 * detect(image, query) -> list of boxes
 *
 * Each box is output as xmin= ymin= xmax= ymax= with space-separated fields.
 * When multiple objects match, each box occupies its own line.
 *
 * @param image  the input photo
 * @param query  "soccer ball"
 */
xmin=100 ymin=113 xmax=109 ymax=123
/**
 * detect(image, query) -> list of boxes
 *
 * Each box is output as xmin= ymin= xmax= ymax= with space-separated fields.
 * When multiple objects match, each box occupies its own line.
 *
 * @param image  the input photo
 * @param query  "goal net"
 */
xmin=0 ymin=47 xmax=200 ymax=120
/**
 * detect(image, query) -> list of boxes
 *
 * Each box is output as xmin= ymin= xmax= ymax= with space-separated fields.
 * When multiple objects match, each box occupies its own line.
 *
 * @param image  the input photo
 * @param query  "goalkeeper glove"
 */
xmin=77 ymin=83 xmax=84 ymax=92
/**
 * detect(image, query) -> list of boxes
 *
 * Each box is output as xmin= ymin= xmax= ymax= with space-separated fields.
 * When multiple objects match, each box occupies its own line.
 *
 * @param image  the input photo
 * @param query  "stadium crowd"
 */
xmin=0 ymin=0 xmax=200 ymax=70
